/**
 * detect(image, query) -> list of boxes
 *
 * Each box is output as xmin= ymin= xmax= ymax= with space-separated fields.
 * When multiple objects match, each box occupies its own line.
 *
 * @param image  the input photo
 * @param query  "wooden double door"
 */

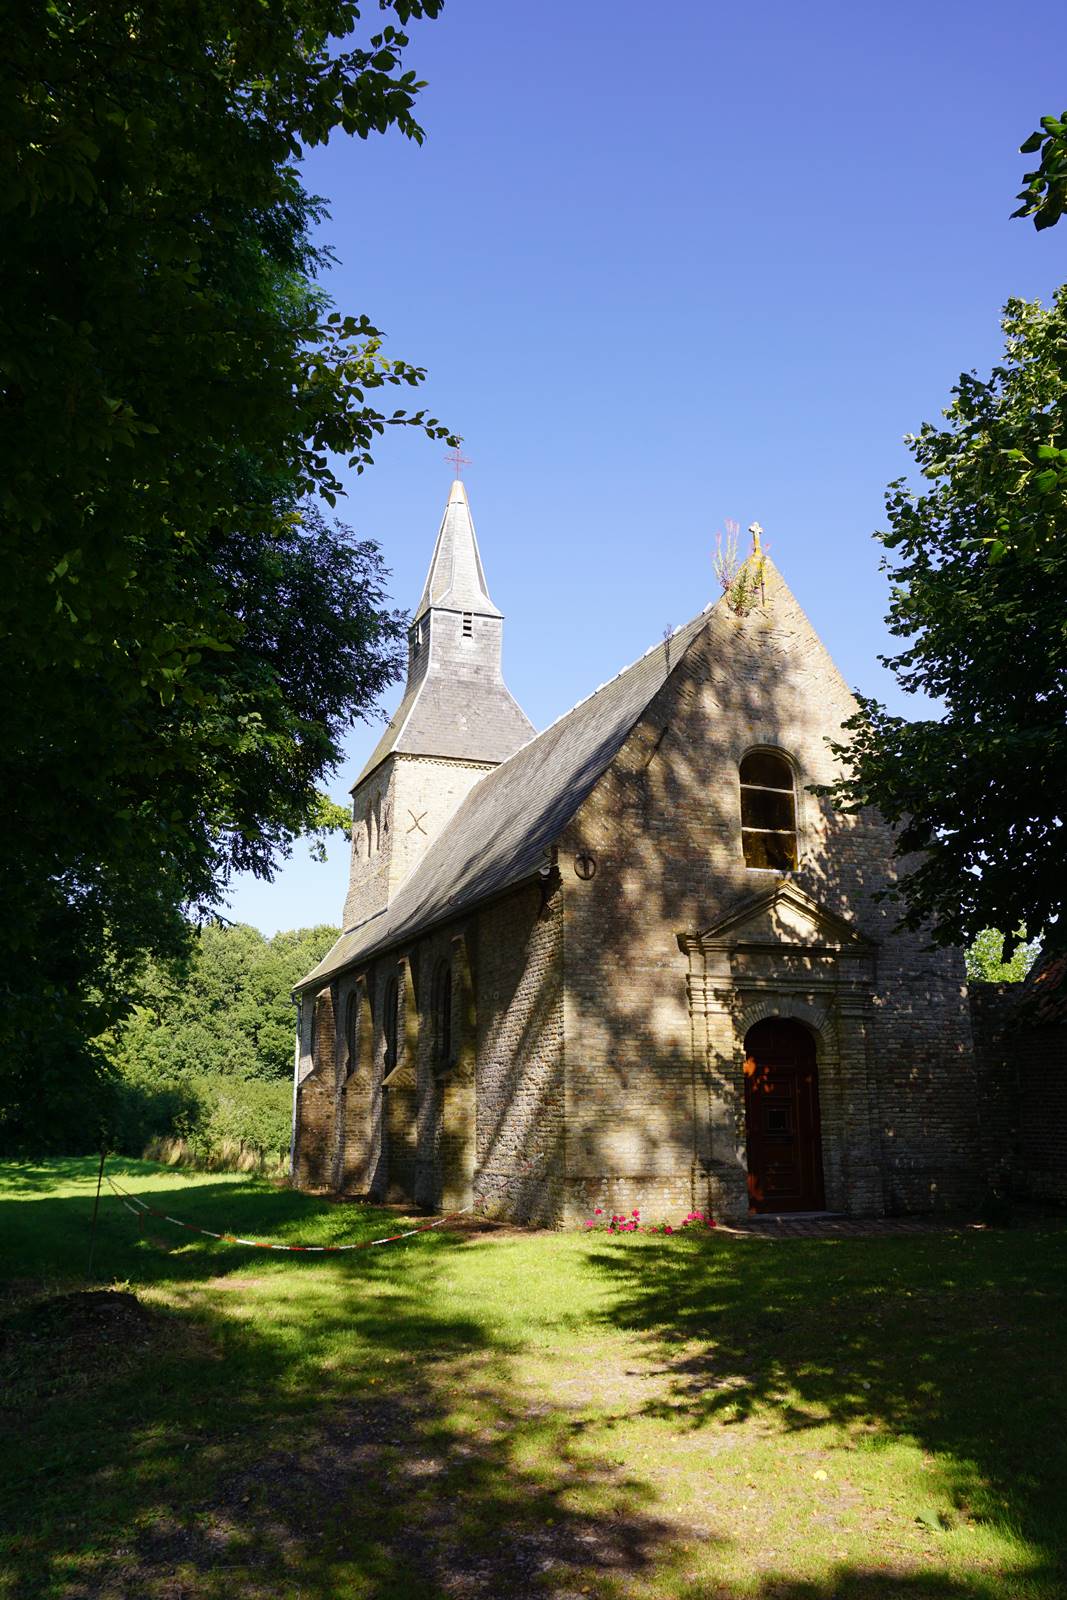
xmin=744 ymin=1018 xmax=825 ymax=1212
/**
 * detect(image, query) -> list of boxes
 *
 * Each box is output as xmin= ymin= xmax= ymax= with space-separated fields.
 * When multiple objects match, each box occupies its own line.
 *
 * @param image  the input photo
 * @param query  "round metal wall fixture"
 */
xmin=574 ymin=851 xmax=597 ymax=881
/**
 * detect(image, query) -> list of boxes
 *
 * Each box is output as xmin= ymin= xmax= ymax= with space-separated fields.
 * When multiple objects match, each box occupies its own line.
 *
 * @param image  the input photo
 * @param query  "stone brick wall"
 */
xmin=472 ymin=880 xmax=565 ymax=1225
xmin=336 ymin=976 xmax=377 ymax=1194
xmin=386 ymin=755 xmax=497 ymax=908
xmin=558 ymin=567 xmax=979 ymax=1222
xmin=968 ymin=984 xmax=1016 ymax=1192
xmin=344 ymin=753 xmax=497 ymax=929
xmin=293 ymin=987 xmax=336 ymax=1189
xmin=1018 ymin=1027 xmax=1067 ymax=1202
xmin=296 ymin=877 xmax=565 ymax=1221
xmin=344 ymin=764 xmax=393 ymax=929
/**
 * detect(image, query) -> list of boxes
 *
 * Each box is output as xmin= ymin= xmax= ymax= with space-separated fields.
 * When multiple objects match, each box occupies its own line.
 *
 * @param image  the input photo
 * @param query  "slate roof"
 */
xmin=355 ymin=664 xmax=535 ymax=783
xmin=1022 ymin=953 xmax=1067 ymax=1024
xmin=297 ymin=603 xmax=716 ymax=992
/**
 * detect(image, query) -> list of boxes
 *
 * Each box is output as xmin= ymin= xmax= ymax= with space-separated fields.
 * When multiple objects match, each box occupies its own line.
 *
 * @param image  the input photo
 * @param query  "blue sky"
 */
xmin=225 ymin=0 xmax=1066 ymax=934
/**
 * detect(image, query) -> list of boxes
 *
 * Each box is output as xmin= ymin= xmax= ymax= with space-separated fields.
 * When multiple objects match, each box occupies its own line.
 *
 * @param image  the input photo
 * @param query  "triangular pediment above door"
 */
xmin=680 ymin=882 xmax=876 ymax=954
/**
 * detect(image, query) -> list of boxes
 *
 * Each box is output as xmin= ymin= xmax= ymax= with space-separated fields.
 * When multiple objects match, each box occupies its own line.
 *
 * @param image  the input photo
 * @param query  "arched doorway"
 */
xmin=744 ymin=1018 xmax=825 ymax=1212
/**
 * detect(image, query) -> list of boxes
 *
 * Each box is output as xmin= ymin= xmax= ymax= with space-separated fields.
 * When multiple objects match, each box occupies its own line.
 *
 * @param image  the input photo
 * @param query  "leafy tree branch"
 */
xmin=820 ymin=294 xmax=1067 ymax=954
xmin=0 ymin=2 xmax=450 ymax=1148
xmin=1014 ymin=112 xmax=1067 ymax=231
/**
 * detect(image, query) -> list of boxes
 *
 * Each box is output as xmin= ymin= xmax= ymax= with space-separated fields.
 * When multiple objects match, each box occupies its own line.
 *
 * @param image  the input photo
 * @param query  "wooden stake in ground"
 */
xmin=87 ymin=1147 xmax=107 ymax=1279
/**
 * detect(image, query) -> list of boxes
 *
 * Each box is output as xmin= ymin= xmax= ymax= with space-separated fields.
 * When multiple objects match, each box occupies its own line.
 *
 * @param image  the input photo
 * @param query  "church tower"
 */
xmin=343 ymin=479 xmax=534 ymax=930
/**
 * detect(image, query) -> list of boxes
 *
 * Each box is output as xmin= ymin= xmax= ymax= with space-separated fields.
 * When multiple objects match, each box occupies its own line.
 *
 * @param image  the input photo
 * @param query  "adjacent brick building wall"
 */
xmin=971 ymin=984 xmax=1067 ymax=1205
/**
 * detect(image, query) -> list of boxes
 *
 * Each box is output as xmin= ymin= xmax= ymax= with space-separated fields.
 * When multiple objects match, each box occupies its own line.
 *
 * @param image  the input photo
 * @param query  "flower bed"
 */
xmin=581 ymin=1208 xmax=717 ymax=1236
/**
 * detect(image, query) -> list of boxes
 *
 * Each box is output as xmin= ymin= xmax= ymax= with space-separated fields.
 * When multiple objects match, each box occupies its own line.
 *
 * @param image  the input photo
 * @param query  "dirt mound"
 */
xmin=0 ymin=1288 xmax=162 ymax=1409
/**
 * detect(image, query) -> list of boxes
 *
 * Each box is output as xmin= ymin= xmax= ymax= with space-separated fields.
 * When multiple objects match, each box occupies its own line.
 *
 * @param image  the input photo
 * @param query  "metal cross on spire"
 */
xmin=445 ymin=440 xmax=472 ymax=478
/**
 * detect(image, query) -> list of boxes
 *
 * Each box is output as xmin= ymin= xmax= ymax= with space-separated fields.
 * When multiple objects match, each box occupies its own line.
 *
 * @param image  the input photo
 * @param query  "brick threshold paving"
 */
xmin=717 ymin=1212 xmax=1025 ymax=1239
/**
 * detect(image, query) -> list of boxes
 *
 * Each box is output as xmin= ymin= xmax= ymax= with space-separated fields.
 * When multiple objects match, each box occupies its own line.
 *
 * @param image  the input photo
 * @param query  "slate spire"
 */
xmin=354 ymin=479 xmax=533 ymax=784
xmin=414 ymin=479 xmax=502 ymax=621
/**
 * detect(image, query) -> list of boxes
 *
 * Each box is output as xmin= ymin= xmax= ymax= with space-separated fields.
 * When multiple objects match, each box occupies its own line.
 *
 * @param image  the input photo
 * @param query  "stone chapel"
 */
xmin=291 ymin=479 xmax=981 ymax=1224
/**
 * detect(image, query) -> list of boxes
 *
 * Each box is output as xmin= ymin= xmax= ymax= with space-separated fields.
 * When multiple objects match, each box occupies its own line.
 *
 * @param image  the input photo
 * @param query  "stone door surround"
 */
xmin=678 ymin=882 xmax=885 ymax=1218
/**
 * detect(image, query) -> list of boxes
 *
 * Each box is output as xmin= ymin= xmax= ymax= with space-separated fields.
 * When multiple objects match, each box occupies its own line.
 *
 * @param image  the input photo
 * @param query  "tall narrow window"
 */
xmin=312 ymin=988 xmax=335 ymax=1070
xmin=344 ymin=991 xmax=360 ymax=1077
xmin=383 ymin=976 xmax=399 ymax=1077
xmin=739 ymin=751 xmax=798 ymax=871
xmin=432 ymin=960 xmax=452 ymax=1070
xmin=461 ymin=612 xmax=473 ymax=637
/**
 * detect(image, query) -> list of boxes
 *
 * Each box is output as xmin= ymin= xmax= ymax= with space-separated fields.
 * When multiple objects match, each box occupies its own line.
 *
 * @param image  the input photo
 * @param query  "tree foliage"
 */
xmin=112 ymin=922 xmax=337 ymax=1085
xmin=824 ymin=293 xmax=1067 ymax=953
xmin=108 ymin=922 xmax=339 ymax=1160
xmin=1014 ymin=112 xmax=1067 ymax=231
xmin=965 ymin=927 xmax=1042 ymax=984
xmin=0 ymin=3 xmax=449 ymax=1147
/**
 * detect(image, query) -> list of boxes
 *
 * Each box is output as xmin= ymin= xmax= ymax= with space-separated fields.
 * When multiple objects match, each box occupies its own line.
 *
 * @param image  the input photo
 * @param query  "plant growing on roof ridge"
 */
xmin=714 ymin=521 xmax=767 ymax=617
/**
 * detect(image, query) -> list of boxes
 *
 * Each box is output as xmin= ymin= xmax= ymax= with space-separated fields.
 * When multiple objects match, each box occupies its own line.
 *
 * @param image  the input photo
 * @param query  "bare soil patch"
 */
xmin=0 ymin=1287 xmax=184 ymax=1414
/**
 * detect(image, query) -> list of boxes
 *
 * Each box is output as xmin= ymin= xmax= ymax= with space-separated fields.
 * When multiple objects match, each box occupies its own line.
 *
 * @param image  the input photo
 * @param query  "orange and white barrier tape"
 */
xmin=106 ymin=1175 xmax=471 ymax=1251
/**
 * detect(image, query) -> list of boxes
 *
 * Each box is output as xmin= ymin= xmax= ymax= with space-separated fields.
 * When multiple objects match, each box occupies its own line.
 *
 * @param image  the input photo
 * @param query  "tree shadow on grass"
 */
xmin=0 ymin=1163 xmax=392 ymax=1293
xmin=0 ymin=1181 xmax=693 ymax=1600
xmin=0 ymin=1157 xmax=154 ymax=1196
xmin=734 ymin=1576 xmax=1046 ymax=1600
xmin=3 ymin=1174 xmax=1064 ymax=1599
xmin=583 ymin=1227 xmax=1067 ymax=1595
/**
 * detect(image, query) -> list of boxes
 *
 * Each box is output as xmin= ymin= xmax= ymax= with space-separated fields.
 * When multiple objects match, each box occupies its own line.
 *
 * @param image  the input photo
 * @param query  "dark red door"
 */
xmin=744 ymin=1018 xmax=825 ymax=1212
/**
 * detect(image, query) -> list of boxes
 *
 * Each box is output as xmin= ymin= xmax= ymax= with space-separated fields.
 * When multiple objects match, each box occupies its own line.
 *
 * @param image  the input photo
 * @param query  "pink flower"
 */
xmin=594 ymin=1208 xmax=602 ymax=1215
xmin=632 ymin=1209 xmax=640 ymax=1218
xmin=665 ymin=1226 xmax=673 ymax=1234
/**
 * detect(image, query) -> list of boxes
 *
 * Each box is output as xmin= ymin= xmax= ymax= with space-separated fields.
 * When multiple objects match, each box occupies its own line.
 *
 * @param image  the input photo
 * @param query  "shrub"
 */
xmin=112 ymin=1068 xmax=292 ymax=1172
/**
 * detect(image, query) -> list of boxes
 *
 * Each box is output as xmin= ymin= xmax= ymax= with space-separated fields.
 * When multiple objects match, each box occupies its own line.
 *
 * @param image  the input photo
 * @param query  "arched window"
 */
xmin=432 ymin=960 xmax=452 ymax=1070
xmin=739 ymin=751 xmax=798 ymax=871
xmin=383 ymin=975 xmax=399 ymax=1076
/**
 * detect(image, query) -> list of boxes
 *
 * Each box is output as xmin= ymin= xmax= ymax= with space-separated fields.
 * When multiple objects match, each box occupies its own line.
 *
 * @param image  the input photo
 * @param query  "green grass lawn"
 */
xmin=1 ymin=1160 xmax=1065 ymax=1600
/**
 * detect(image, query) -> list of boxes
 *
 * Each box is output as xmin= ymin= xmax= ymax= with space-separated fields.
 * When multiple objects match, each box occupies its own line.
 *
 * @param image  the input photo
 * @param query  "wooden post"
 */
xmin=87 ymin=1146 xmax=107 ymax=1279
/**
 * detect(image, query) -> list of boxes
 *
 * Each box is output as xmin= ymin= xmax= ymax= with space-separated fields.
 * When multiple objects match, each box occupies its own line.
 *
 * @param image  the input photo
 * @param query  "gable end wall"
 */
xmin=558 ymin=574 xmax=979 ymax=1221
